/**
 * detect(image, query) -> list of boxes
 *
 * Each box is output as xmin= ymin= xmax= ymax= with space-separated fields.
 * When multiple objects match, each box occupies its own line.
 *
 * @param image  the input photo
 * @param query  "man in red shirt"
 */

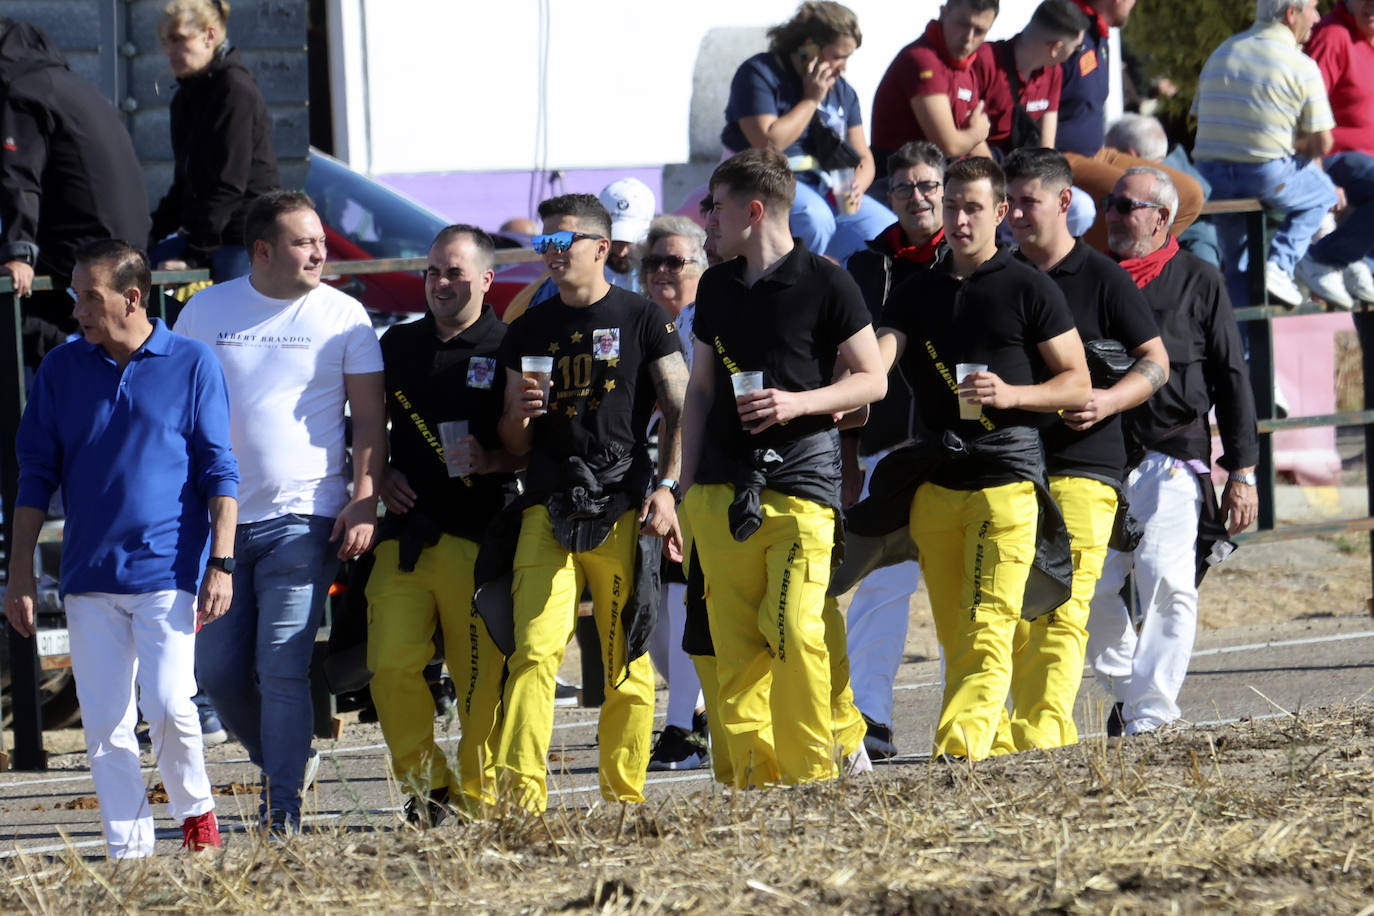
xmin=870 ymin=0 xmax=1009 ymax=171
xmin=986 ymin=0 xmax=1090 ymax=155
xmin=1297 ymin=0 xmax=1374 ymax=307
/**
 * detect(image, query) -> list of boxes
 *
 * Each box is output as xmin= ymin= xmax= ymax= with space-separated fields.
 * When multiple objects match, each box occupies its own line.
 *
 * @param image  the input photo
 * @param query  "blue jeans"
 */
xmin=1309 ymin=151 xmax=1374 ymax=269
xmin=195 ymin=513 xmax=338 ymax=820
xmin=149 ymin=233 xmax=252 ymax=282
xmin=1195 ymin=156 xmax=1336 ymax=309
xmin=791 ymin=179 xmax=896 ymax=264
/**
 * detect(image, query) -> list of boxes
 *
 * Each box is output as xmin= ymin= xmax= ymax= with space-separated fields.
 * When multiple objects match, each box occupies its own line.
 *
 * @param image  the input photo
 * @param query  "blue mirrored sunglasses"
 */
xmin=531 ymin=230 xmax=606 ymax=254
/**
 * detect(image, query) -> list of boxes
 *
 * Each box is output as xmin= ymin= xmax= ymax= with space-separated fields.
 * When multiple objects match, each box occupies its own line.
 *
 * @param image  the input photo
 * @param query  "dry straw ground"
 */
xmin=2 ymin=703 xmax=1371 ymax=914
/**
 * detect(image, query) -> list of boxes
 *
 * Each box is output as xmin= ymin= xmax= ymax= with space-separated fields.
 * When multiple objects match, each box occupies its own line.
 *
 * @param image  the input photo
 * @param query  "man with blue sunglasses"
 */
xmin=493 ymin=193 xmax=689 ymax=813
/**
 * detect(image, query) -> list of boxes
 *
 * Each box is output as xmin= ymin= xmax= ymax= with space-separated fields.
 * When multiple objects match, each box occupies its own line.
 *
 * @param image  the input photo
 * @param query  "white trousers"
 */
xmin=66 ymin=590 xmax=214 ymax=858
xmin=1086 ymin=452 xmax=1202 ymax=734
xmin=647 ymin=582 xmax=704 ymax=731
xmin=845 ymin=448 xmax=923 ymax=727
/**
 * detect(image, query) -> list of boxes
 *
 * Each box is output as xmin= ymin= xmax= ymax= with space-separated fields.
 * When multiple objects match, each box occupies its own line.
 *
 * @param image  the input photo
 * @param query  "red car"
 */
xmin=305 ymin=148 xmax=543 ymax=320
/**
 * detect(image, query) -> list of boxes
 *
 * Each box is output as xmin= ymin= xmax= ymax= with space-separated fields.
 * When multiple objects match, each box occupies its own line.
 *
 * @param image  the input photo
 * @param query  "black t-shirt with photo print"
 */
xmin=500 ymin=284 xmax=683 ymax=496
xmin=380 ymin=307 xmax=518 ymax=543
xmin=692 ymin=241 xmax=872 ymax=485
xmin=880 ymin=246 xmax=1076 ymax=489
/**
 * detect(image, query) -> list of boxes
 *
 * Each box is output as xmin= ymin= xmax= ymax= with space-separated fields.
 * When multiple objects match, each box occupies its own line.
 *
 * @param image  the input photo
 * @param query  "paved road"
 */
xmin=1 ymin=613 xmax=1370 ymax=858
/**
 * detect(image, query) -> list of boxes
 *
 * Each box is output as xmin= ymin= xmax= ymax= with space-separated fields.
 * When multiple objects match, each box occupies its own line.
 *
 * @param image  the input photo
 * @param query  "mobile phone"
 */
xmin=799 ymin=41 xmax=820 ymax=66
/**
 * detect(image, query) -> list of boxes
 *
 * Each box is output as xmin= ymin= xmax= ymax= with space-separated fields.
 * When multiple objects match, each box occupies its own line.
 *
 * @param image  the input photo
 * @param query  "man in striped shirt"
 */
xmin=1191 ymin=0 xmax=1337 ymax=311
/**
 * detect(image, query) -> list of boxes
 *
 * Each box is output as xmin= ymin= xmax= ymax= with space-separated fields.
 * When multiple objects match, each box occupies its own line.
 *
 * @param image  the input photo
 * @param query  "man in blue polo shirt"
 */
xmin=5 ymin=240 xmax=239 ymax=858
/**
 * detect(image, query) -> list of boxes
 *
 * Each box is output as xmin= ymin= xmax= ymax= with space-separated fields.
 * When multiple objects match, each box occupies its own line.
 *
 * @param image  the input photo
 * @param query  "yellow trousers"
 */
xmin=366 ymin=536 xmax=504 ymax=809
xmin=911 ymin=480 xmax=1037 ymax=760
xmin=994 ymin=476 xmax=1117 ymax=753
xmin=685 ymin=484 xmax=838 ymax=786
xmin=496 ymin=507 xmax=655 ymax=812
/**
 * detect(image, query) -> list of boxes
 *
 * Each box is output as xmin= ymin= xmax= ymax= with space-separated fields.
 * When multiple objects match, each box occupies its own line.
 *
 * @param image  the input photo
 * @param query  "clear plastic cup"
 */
xmin=521 ymin=356 xmax=554 ymax=416
xmin=731 ymin=371 xmax=765 ymax=430
xmin=831 ymin=167 xmax=858 ymax=214
xmin=955 ymin=362 xmax=987 ymax=421
xmin=438 ymin=420 xmax=469 ymax=477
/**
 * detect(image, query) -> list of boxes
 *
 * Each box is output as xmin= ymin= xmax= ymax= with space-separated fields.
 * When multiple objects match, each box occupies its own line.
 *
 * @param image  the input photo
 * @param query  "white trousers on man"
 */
xmin=66 ymin=589 xmax=214 ymax=858
xmin=845 ymin=448 xmax=923 ymax=728
xmin=1086 ymin=452 xmax=1202 ymax=735
xmin=648 ymin=582 xmax=704 ymax=730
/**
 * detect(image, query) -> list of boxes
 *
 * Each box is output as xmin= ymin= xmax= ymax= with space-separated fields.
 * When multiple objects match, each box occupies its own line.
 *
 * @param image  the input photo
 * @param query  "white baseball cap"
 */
xmin=599 ymin=178 xmax=656 ymax=243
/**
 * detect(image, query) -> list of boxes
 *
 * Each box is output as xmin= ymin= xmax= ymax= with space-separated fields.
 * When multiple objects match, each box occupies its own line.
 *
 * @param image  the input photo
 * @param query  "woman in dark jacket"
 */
xmin=150 ymin=0 xmax=279 ymax=280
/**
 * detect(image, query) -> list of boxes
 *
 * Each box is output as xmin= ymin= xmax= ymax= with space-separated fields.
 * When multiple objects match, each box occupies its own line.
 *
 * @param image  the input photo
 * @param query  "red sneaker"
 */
xmin=180 ymin=810 xmax=222 ymax=851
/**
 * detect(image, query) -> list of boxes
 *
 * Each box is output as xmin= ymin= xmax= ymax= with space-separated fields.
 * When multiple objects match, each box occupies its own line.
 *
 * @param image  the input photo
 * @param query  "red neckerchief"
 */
xmin=1116 ymin=235 xmax=1179 ymax=289
xmin=923 ymin=19 xmax=977 ymax=71
xmin=1069 ymin=0 xmax=1109 ymax=38
xmin=888 ymin=225 xmax=945 ymax=264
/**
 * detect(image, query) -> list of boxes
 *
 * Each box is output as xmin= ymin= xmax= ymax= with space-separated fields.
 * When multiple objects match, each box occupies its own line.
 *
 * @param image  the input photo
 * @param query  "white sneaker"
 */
xmin=1264 ymin=260 xmax=1305 ymax=307
xmin=844 ymin=742 xmax=873 ymax=777
xmin=1294 ymin=255 xmax=1354 ymax=309
xmin=1343 ymin=260 xmax=1374 ymax=304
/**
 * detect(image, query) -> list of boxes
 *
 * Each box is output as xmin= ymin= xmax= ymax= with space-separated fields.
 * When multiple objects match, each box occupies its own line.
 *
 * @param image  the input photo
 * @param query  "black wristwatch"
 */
xmin=207 ymin=556 xmax=236 ymax=574
xmin=659 ymin=478 xmax=683 ymax=504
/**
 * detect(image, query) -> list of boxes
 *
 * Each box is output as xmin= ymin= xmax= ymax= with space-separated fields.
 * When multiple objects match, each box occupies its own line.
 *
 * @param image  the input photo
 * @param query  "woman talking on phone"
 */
xmin=150 ymin=0 xmax=279 ymax=281
xmin=721 ymin=1 xmax=894 ymax=263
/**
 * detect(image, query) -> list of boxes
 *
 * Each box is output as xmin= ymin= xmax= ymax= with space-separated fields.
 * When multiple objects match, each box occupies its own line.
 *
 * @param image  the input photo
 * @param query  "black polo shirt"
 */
xmin=500 ymin=284 xmax=682 ymax=496
xmin=1021 ymin=241 xmax=1159 ymax=481
xmin=380 ymin=308 xmax=517 ymax=543
xmin=693 ymin=240 xmax=872 ymax=484
xmin=880 ymin=246 xmax=1076 ymax=490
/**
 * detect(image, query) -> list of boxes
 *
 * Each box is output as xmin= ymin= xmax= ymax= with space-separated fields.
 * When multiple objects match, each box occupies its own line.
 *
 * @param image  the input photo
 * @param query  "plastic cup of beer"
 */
xmin=832 ymin=168 xmax=858 ymax=214
xmin=521 ymin=356 xmax=554 ymax=416
xmin=955 ymin=363 xmax=987 ymax=421
xmin=438 ymin=420 xmax=470 ymax=477
xmin=731 ymin=371 xmax=765 ymax=430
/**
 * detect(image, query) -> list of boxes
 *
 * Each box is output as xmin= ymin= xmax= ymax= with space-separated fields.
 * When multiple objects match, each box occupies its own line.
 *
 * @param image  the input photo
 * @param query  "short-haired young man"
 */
xmin=871 ymin=0 xmax=1008 ymax=167
xmin=369 ymin=225 xmax=522 ymax=825
xmin=840 ymin=140 xmax=945 ymax=759
xmin=175 ymin=190 xmax=387 ymax=835
xmin=682 ymin=148 xmax=887 ymax=785
xmin=495 ymin=193 xmax=689 ymax=813
xmin=997 ymin=148 xmax=1167 ymax=751
xmin=7 ymin=240 xmax=237 ymax=857
xmin=874 ymin=156 xmax=1090 ymax=760
xmin=986 ymin=0 xmax=1090 ymax=154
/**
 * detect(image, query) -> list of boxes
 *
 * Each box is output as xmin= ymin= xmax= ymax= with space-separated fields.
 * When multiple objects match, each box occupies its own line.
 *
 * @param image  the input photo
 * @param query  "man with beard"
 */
xmin=1087 ymin=167 xmax=1258 ymax=736
xmin=368 ymin=225 xmax=521 ymax=824
xmin=997 ymin=148 xmax=1166 ymax=751
xmin=840 ymin=140 xmax=944 ymax=759
xmin=599 ymin=178 xmax=656 ymax=294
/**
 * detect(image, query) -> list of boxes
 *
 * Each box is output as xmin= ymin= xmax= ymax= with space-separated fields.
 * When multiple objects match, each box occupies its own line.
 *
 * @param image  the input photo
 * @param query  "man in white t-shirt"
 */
xmin=174 ymin=190 xmax=386 ymax=835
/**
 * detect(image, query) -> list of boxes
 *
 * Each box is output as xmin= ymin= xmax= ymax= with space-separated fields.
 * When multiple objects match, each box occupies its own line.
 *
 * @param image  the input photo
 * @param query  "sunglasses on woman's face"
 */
xmin=643 ymin=254 xmax=698 ymax=273
xmin=1102 ymin=194 xmax=1165 ymax=215
xmin=531 ymin=231 xmax=605 ymax=254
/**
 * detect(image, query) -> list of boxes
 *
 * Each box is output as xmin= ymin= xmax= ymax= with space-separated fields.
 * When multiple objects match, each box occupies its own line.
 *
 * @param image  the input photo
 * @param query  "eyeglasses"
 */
xmin=889 ymin=180 xmax=943 ymax=200
xmin=1102 ymin=194 xmax=1165 ymax=215
xmin=531 ymin=231 xmax=606 ymax=254
xmin=643 ymin=254 xmax=700 ymax=273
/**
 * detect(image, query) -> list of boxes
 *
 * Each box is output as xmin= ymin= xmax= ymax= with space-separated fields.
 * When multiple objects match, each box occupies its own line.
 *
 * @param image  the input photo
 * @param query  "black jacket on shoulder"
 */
xmin=149 ymin=44 xmax=279 ymax=264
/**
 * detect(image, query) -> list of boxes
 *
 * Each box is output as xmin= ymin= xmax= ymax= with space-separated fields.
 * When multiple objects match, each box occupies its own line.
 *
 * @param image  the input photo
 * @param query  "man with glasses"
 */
xmin=494 ymin=193 xmax=689 ymax=813
xmin=1088 ymin=167 xmax=1258 ymax=737
xmin=997 ymin=148 xmax=1165 ymax=752
xmin=682 ymin=148 xmax=887 ymax=786
xmin=839 ymin=140 xmax=944 ymax=760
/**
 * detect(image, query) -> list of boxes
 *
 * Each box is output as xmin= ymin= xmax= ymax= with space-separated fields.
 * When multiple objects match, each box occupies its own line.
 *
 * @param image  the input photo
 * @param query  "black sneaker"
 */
xmin=1106 ymin=702 xmax=1125 ymax=738
xmin=647 ymin=725 xmax=709 ymax=771
xmin=554 ymin=676 xmax=580 ymax=708
xmin=429 ymin=676 xmax=456 ymax=719
xmin=862 ymin=714 xmax=898 ymax=760
xmin=691 ymin=708 xmax=709 ymax=744
xmin=404 ymin=786 xmax=452 ymax=828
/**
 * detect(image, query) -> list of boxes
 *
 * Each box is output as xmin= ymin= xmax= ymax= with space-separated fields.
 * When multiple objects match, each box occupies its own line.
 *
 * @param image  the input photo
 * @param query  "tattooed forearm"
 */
xmin=650 ymin=351 xmax=689 ymax=480
xmin=1128 ymin=358 xmax=1167 ymax=394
